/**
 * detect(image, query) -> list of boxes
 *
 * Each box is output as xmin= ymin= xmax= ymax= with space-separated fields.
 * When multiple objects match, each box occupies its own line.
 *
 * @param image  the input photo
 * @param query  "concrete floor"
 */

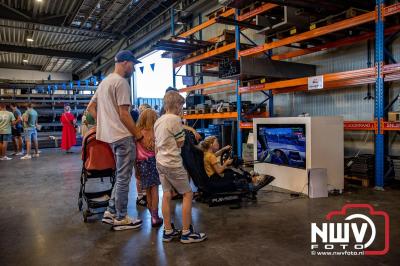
xmin=0 ymin=147 xmax=399 ymax=266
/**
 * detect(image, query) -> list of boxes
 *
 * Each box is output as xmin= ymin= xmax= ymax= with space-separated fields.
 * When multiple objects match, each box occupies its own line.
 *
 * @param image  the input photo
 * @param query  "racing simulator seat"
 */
xmin=181 ymin=130 xmax=275 ymax=207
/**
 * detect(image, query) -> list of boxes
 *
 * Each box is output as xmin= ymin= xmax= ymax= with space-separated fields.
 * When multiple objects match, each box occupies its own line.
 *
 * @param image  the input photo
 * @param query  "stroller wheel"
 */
xmin=78 ymin=198 xmax=83 ymax=211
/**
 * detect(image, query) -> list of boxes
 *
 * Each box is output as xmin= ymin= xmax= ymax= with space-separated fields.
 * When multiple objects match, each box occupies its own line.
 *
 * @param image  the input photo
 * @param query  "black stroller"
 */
xmin=181 ymin=130 xmax=275 ymax=207
xmin=78 ymin=128 xmax=116 ymax=222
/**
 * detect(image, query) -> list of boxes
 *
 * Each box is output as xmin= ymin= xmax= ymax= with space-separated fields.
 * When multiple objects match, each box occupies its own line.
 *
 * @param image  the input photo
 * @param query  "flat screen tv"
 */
xmin=256 ymin=124 xmax=306 ymax=169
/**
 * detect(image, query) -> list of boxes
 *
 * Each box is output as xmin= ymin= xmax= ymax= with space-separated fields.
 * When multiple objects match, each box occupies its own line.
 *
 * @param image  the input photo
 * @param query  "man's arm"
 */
xmin=87 ymin=101 xmax=97 ymax=120
xmin=10 ymin=114 xmax=16 ymax=126
xmin=15 ymin=113 xmax=22 ymax=124
xmin=118 ymin=105 xmax=142 ymax=139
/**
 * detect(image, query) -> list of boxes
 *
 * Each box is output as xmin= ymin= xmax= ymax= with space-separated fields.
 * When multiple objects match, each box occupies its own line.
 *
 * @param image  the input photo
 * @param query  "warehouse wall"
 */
xmin=0 ymin=68 xmax=72 ymax=81
xmin=125 ymin=2 xmax=400 ymax=157
xmin=192 ymin=4 xmax=400 ymax=157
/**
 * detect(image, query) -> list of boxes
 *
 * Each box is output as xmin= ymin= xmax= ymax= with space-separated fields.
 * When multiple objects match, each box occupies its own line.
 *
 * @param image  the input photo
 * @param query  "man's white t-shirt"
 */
xmin=90 ymin=73 xmax=132 ymax=143
xmin=154 ymin=114 xmax=185 ymax=168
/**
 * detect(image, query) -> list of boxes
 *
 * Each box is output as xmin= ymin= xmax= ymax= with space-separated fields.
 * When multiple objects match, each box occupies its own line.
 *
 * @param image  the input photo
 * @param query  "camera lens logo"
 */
xmin=311 ymin=204 xmax=390 ymax=256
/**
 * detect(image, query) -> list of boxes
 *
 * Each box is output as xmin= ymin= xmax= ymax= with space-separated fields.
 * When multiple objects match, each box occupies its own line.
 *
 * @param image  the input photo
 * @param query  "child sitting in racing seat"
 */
xmin=200 ymin=136 xmax=270 ymax=191
xmin=201 ymin=136 xmax=233 ymax=180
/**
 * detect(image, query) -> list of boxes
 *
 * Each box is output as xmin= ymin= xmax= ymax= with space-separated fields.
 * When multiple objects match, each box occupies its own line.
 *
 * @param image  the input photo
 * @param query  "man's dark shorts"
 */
xmin=12 ymin=127 xmax=22 ymax=137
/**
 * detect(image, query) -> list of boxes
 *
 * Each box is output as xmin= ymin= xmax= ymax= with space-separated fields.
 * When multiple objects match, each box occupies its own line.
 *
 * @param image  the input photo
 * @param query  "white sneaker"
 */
xmin=21 ymin=155 xmax=32 ymax=160
xmin=102 ymin=211 xmax=115 ymax=225
xmin=10 ymin=152 xmax=17 ymax=156
xmin=15 ymin=152 xmax=24 ymax=156
xmin=112 ymin=216 xmax=142 ymax=231
xmin=32 ymin=153 xmax=40 ymax=158
xmin=0 ymin=156 xmax=12 ymax=161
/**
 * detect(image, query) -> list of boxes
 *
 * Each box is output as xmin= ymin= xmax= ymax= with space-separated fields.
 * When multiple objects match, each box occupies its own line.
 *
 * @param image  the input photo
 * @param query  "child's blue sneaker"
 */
xmin=180 ymin=225 xmax=207 ymax=244
xmin=162 ymin=223 xmax=181 ymax=242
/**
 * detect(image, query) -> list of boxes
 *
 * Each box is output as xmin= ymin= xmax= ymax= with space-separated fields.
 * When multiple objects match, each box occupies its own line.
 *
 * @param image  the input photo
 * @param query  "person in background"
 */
xmin=155 ymin=91 xmax=207 ymax=244
xmin=139 ymin=103 xmax=151 ymax=113
xmin=60 ymin=105 xmax=77 ymax=153
xmin=136 ymin=108 xmax=163 ymax=227
xmin=10 ymin=103 xmax=24 ymax=156
xmin=81 ymin=110 xmax=96 ymax=137
xmin=87 ymin=50 xmax=143 ymax=231
xmin=135 ymin=103 xmax=152 ymax=207
xmin=130 ymin=105 xmax=140 ymax=123
xmin=21 ymin=103 xmax=39 ymax=160
xmin=0 ymin=103 xmax=16 ymax=161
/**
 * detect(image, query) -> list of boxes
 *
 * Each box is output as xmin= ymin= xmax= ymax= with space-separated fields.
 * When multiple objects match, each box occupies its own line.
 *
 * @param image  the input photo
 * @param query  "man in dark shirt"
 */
xmin=10 ymin=103 xmax=23 ymax=156
xmin=130 ymin=105 xmax=140 ymax=122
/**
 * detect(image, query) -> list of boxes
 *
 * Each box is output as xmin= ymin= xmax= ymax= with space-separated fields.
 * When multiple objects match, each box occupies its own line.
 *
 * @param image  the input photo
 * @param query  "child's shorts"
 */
xmin=0 ymin=134 xmax=11 ymax=142
xmin=156 ymin=163 xmax=192 ymax=194
xmin=137 ymin=157 xmax=160 ymax=189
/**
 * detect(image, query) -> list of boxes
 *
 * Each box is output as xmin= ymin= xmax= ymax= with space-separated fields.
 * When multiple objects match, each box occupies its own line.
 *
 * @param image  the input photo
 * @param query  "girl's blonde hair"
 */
xmin=137 ymin=108 xmax=158 ymax=130
xmin=199 ymin=136 xmax=217 ymax=151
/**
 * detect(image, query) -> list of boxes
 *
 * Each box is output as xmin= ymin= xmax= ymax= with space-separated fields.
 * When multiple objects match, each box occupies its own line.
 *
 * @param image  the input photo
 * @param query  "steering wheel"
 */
xmin=220 ymin=149 xmax=233 ymax=165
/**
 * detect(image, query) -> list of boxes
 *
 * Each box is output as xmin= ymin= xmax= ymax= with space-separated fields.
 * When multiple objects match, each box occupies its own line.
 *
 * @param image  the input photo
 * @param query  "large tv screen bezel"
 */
xmin=256 ymin=123 xmax=307 ymax=169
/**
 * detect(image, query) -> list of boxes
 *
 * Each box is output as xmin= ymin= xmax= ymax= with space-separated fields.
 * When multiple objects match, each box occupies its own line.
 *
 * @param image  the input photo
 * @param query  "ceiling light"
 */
xmin=36 ymin=0 xmax=43 ymax=2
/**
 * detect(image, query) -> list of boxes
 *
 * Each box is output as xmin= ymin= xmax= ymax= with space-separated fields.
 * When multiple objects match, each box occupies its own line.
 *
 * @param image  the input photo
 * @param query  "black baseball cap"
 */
xmin=165 ymin=86 xmax=178 ymax=93
xmin=115 ymin=50 xmax=141 ymax=64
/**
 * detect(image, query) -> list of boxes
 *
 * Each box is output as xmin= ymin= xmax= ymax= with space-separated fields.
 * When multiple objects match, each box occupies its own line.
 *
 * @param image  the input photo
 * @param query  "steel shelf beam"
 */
xmin=183 ymin=112 xmax=237 ymax=120
xmin=177 ymin=2 xmax=278 ymax=38
xmin=178 ymin=8 xmax=235 ymax=38
xmin=182 ymin=112 xmax=268 ymax=120
xmin=235 ymin=9 xmax=242 ymax=158
xmin=173 ymin=43 xmax=236 ymax=68
xmin=178 ymin=79 xmax=235 ymax=93
xmin=375 ymin=0 xmax=385 ymax=189
xmin=272 ymin=24 xmax=400 ymax=61
xmin=344 ymin=121 xmax=377 ymax=131
xmin=237 ymin=3 xmax=278 ymax=21
xmin=343 ymin=121 xmax=400 ymax=132
xmin=203 ymin=86 xmax=236 ymax=95
xmin=239 ymin=64 xmax=400 ymax=94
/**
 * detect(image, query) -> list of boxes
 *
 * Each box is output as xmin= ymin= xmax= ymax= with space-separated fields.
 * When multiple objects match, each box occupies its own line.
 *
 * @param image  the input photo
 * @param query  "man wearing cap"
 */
xmin=87 ymin=50 xmax=144 ymax=231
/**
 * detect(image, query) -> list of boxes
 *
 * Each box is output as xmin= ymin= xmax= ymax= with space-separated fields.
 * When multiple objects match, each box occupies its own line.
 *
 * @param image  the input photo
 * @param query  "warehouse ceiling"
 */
xmin=0 ymin=0 xmax=177 ymax=75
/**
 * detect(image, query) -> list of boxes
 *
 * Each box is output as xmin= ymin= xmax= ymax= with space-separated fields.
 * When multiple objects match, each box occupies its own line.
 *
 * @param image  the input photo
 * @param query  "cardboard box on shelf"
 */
xmin=388 ymin=112 xmax=400 ymax=122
